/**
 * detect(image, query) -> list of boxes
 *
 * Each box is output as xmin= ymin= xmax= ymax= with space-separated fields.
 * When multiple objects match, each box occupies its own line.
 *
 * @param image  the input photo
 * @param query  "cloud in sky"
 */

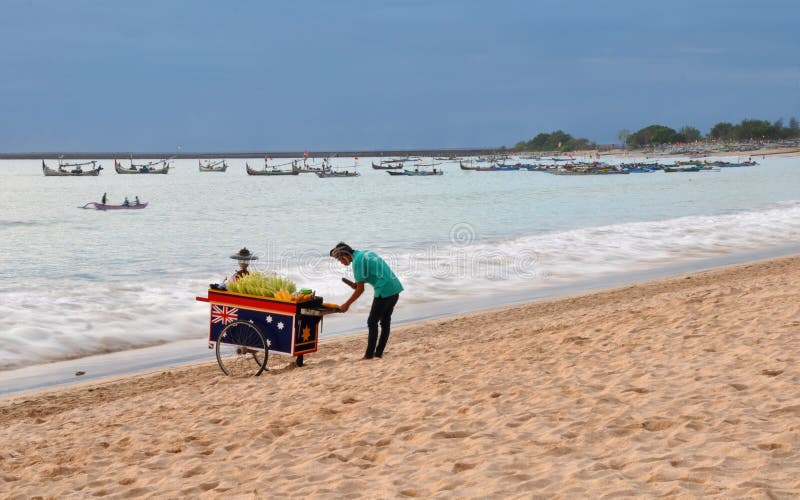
xmin=0 ymin=0 xmax=798 ymax=150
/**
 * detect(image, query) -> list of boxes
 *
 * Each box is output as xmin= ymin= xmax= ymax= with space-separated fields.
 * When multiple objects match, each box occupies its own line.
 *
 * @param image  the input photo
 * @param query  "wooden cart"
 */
xmin=196 ymin=289 xmax=337 ymax=376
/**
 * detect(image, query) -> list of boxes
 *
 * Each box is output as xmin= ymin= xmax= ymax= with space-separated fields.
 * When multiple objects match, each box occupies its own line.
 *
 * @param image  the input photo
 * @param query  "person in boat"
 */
xmin=331 ymin=242 xmax=403 ymax=360
xmin=123 ymin=197 xmax=130 ymax=206
xmin=101 ymin=192 xmax=107 ymax=204
xmin=134 ymin=196 xmax=140 ymax=205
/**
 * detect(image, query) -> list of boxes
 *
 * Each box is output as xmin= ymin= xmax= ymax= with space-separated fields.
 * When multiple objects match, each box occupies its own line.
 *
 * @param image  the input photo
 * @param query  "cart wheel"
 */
xmin=216 ymin=321 xmax=268 ymax=377
xmin=296 ymin=355 xmax=304 ymax=367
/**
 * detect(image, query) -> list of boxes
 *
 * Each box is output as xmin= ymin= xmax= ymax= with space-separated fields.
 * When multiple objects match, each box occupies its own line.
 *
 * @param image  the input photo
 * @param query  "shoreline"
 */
xmin=1 ymin=253 xmax=798 ymax=496
xmin=3 ymin=242 xmax=800 ymax=398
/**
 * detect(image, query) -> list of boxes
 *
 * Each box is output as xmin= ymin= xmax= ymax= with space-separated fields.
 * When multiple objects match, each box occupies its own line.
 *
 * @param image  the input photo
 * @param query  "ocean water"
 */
xmin=1 ymin=155 xmax=799 ymax=371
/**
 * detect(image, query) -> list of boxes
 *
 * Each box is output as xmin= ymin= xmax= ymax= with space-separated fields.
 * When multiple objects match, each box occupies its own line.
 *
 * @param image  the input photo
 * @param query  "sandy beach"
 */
xmin=1 ymin=256 xmax=799 ymax=498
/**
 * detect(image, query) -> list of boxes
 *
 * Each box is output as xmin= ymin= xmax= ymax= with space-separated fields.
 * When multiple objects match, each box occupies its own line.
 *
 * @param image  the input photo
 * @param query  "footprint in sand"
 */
xmin=641 ymin=419 xmax=675 ymax=431
xmin=452 ymin=462 xmax=477 ymax=473
xmin=761 ymin=369 xmax=784 ymax=377
xmin=182 ymin=466 xmax=204 ymax=478
xmin=200 ymin=481 xmax=219 ymax=491
xmin=432 ymin=430 xmax=472 ymax=439
xmin=757 ymin=443 xmax=787 ymax=451
xmin=122 ymin=487 xmax=151 ymax=497
xmin=562 ymin=336 xmax=590 ymax=345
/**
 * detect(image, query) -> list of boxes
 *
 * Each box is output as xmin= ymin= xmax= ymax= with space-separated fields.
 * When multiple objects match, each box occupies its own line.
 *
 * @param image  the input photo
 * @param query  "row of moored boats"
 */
xmin=42 ymin=156 xmax=759 ymax=177
xmin=459 ymin=159 xmax=758 ymax=174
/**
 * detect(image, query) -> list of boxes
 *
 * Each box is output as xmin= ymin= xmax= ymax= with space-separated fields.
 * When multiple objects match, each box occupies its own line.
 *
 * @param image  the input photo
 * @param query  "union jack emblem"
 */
xmin=211 ymin=305 xmax=238 ymax=325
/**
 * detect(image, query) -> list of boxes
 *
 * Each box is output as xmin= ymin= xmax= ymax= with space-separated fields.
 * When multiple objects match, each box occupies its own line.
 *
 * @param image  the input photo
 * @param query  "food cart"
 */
xmin=196 ymin=289 xmax=338 ymax=376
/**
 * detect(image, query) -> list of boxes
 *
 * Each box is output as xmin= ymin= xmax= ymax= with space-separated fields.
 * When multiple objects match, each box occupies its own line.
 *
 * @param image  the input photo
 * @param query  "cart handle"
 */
xmin=196 ymin=296 xmax=210 ymax=303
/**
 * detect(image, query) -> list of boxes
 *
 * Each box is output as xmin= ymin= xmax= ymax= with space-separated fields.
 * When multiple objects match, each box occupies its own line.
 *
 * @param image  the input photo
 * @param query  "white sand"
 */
xmin=1 ymin=256 xmax=799 ymax=498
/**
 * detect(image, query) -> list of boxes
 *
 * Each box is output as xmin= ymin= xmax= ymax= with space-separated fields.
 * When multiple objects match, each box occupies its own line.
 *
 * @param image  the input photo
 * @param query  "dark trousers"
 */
xmin=365 ymin=293 xmax=400 ymax=358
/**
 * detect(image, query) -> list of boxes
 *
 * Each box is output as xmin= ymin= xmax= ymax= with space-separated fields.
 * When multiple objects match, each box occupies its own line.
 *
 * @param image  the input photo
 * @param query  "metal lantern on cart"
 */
xmin=230 ymin=247 xmax=257 ymax=279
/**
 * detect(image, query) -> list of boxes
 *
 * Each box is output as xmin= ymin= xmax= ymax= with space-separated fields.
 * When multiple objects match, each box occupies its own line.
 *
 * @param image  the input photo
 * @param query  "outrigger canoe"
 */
xmin=114 ymin=160 xmax=169 ymax=174
xmin=371 ymin=162 xmax=403 ymax=170
xmin=42 ymin=160 xmax=103 ymax=176
xmin=246 ymin=163 xmax=299 ymax=175
xmin=315 ymin=170 xmax=360 ymax=178
xmin=199 ymin=160 xmax=228 ymax=172
xmin=80 ymin=202 xmax=148 ymax=210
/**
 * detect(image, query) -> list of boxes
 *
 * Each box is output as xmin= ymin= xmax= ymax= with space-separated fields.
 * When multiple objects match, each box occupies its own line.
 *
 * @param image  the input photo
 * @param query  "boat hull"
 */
xmin=372 ymin=162 xmax=403 ymax=170
xmin=403 ymin=170 xmax=443 ymax=176
xmin=81 ymin=202 xmax=148 ymax=210
xmin=115 ymin=163 xmax=169 ymax=174
xmin=664 ymin=166 xmax=701 ymax=172
xmin=42 ymin=164 xmax=102 ymax=176
xmin=315 ymin=171 xmax=360 ymax=178
xmin=246 ymin=164 xmax=299 ymax=175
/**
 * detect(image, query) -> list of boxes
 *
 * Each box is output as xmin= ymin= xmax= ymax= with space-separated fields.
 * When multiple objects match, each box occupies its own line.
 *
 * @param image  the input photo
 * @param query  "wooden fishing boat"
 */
xmin=518 ymin=163 xmax=547 ymax=171
xmin=114 ymin=159 xmax=169 ymax=174
xmin=402 ymin=169 xmax=443 ymax=176
xmin=199 ymin=160 xmax=228 ymax=172
xmin=80 ymin=201 xmax=148 ymax=210
xmin=246 ymin=162 xmax=300 ymax=176
xmin=717 ymin=161 xmax=757 ymax=167
xmin=315 ymin=168 xmax=360 ymax=178
xmin=378 ymin=157 xmax=411 ymax=164
xmin=475 ymin=164 xmax=520 ymax=171
xmin=460 ymin=160 xmax=479 ymax=170
xmin=663 ymin=165 xmax=702 ymax=172
xmin=372 ymin=162 xmax=403 ymax=170
xmin=42 ymin=160 xmax=103 ymax=176
xmin=296 ymin=159 xmax=328 ymax=173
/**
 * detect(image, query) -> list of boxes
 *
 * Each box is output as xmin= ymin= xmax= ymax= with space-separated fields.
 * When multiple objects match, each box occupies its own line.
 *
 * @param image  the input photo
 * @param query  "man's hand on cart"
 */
xmin=338 ymin=280 xmax=364 ymax=314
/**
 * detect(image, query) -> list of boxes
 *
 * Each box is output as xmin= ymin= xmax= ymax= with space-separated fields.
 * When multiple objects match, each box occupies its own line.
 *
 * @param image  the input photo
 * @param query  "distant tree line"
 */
xmin=623 ymin=117 xmax=800 ymax=148
xmin=514 ymin=117 xmax=800 ymax=151
xmin=514 ymin=130 xmax=596 ymax=152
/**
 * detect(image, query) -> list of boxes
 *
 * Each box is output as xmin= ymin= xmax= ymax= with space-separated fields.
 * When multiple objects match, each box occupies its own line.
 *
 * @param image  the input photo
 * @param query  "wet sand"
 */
xmin=1 ymin=255 xmax=799 ymax=497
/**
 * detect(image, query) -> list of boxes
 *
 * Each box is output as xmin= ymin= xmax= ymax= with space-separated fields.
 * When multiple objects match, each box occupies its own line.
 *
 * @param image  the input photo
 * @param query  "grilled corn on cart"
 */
xmin=196 ymin=289 xmax=338 ymax=376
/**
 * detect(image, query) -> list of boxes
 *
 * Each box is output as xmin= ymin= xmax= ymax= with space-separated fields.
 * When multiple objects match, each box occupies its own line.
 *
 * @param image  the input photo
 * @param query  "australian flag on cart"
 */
xmin=209 ymin=305 xmax=294 ymax=355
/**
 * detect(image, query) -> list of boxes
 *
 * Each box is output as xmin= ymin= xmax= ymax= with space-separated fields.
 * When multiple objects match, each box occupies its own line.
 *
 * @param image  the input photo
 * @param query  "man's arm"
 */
xmin=338 ymin=282 xmax=365 ymax=312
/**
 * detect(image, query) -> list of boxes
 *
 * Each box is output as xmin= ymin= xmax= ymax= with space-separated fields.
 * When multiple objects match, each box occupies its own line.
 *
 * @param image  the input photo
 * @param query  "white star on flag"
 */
xmin=266 ymin=315 xmax=273 ymax=323
xmin=277 ymin=321 xmax=285 ymax=330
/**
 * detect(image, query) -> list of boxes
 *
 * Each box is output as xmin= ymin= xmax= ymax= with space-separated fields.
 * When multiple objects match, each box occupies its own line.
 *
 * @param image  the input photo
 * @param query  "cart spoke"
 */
xmin=216 ymin=321 xmax=268 ymax=376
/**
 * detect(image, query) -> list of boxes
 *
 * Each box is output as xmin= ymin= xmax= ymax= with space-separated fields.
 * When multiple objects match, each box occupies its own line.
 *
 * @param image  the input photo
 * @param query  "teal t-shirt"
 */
xmin=352 ymin=250 xmax=404 ymax=298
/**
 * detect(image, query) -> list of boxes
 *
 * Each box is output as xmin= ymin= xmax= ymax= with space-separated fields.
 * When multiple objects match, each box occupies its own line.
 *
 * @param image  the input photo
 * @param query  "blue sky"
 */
xmin=1 ymin=0 xmax=798 ymax=151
